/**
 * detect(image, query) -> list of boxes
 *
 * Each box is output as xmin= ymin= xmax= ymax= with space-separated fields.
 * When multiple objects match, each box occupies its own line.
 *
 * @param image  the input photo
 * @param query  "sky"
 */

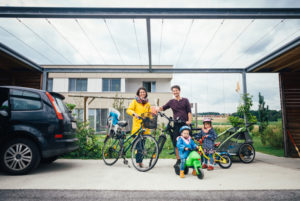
xmin=0 ymin=0 xmax=299 ymax=113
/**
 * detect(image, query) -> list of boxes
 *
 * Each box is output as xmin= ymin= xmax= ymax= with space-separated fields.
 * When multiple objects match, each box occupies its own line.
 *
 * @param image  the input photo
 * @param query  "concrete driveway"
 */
xmin=0 ymin=152 xmax=300 ymax=191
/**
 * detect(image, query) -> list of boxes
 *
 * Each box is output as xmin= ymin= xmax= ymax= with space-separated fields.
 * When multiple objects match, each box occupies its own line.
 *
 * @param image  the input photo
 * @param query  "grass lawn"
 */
xmin=96 ymin=133 xmax=177 ymax=159
xmin=252 ymin=135 xmax=284 ymax=157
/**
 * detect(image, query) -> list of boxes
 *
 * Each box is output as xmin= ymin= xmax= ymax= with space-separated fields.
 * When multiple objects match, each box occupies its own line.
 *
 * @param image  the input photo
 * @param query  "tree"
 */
xmin=228 ymin=93 xmax=257 ymax=129
xmin=258 ymin=92 xmax=269 ymax=145
xmin=112 ymin=93 xmax=125 ymax=113
xmin=66 ymin=103 xmax=76 ymax=112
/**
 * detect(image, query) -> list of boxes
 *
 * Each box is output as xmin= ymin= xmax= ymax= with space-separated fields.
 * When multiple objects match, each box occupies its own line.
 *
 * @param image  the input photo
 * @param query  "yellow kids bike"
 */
xmin=196 ymin=135 xmax=232 ymax=169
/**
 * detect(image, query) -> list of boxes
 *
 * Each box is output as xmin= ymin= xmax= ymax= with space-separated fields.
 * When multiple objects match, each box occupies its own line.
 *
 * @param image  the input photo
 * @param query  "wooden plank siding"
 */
xmin=280 ymin=72 xmax=300 ymax=157
xmin=0 ymin=70 xmax=42 ymax=89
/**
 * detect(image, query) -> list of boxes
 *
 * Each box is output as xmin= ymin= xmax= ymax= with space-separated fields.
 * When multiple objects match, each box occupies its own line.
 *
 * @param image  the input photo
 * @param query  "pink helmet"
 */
xmin=203 ymin=118 xmax=212 ymax=124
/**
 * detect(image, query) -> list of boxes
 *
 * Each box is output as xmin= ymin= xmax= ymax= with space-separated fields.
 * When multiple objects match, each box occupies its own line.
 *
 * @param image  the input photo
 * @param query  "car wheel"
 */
xmin=0 ymin=138 xmax=41 ymax=175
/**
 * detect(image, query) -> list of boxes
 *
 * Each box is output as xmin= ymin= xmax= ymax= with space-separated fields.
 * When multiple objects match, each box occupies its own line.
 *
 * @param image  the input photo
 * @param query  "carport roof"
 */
xmin=247 ymin=36 xmax=300 ymax=72
xmin=0 ymin=42 xmax=42 ymax=72
xmin=0 ymin=7 xmax=300 ymax=73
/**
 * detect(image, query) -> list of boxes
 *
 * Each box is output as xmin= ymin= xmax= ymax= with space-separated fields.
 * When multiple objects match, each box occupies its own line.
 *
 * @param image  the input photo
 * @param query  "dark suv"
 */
xmin=0 ymin=86 xmax=78 ymax=175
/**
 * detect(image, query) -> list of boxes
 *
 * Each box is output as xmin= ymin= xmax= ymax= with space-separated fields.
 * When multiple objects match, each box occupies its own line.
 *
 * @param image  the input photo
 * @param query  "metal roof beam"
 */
xmin=146 ymin=18 xmax=152 ymax=72
xmin=44 ymin=68 xmax=244 ymax=73
xmin=1 ymin=7 xmax=300 ymax=19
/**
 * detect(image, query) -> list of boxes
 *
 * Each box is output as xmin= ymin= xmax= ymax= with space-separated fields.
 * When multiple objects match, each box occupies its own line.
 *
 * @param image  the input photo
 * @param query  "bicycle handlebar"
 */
xmin=186 ymin=148 xmax=199 ymax=152
xmin=198 ymin=136 xmax=207 ymax=144
xmin=158 ymin=112 xmax=185 ymax=124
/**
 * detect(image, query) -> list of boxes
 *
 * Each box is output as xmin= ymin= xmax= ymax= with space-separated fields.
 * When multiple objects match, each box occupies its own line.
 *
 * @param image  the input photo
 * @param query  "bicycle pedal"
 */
xmin=123 ymin=159 xmax=128 ymax=165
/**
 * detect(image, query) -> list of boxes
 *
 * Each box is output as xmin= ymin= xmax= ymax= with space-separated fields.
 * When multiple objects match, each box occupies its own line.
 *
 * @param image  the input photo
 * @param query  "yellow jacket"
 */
xmin=126 ymin=99 xmax=151 ymax=135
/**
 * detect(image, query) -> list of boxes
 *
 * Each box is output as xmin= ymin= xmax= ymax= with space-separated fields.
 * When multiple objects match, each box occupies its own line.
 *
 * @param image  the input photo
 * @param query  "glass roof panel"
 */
xmin=0 ymin=18 xmax=148 ymax=65
xmin=151 ymin=19 xmax=300 ymax=69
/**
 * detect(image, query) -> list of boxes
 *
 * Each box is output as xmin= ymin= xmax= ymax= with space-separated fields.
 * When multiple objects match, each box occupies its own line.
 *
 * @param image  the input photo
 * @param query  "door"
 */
xmin=0 ymin=88 xmax=10 ymax=136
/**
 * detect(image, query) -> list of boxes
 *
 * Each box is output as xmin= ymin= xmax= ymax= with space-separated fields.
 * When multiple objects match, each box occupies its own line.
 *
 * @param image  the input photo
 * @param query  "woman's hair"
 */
xmin=171 ymin=85 xmax=181 ymax=91
xmin=136 ymin=87 xmax=148 ymax=98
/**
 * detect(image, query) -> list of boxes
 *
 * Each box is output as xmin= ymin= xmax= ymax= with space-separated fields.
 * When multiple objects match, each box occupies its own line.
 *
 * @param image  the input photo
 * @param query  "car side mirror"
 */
xmin=0 ymin=110 xmax=8 ymax=117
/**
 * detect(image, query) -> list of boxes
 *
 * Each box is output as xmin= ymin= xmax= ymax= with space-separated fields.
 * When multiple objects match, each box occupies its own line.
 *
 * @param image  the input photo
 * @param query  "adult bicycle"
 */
xmin=102 ymin=112 xmax=159 ymax=172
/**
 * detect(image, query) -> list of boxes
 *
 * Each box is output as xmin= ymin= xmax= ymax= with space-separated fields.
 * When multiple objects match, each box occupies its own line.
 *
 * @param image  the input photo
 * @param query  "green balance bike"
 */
xmin=174 ymin=149 xmax=204 ymax=179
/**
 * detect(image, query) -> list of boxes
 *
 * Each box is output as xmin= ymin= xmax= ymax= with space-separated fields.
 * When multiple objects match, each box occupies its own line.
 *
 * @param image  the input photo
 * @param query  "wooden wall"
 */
xmin=0 ymin=70 xmax=42 ymax=89
xmin=279 ymin=72 xmax=300 ymax=157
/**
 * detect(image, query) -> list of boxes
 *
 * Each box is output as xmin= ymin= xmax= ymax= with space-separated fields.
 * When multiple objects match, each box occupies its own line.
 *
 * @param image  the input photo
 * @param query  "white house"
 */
xmin=43 ymin=65 xmax=173 ymax=132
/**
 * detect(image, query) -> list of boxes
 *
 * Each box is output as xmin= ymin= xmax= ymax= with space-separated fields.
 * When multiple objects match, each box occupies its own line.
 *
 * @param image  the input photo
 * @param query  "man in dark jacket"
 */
xmin=158 ymin=85 xmax=192 ymax=167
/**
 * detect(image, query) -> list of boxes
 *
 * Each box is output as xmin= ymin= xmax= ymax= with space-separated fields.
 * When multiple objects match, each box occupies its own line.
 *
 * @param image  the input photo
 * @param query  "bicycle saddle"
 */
xmin=117 ymin=121 xmax=128 ymax=127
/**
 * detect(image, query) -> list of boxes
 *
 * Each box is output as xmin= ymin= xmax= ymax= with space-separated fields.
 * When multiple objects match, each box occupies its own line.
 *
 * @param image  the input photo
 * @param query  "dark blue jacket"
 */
xmin=196 ymin=128 xmax=217 ymax=150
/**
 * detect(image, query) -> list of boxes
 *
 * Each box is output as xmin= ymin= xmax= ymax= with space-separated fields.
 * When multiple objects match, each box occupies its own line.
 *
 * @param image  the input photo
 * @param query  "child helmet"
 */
xmin=203 ymin=118 xmax=212 ymax=124
xmin=179 ymin=125 xmax=191 ymax=133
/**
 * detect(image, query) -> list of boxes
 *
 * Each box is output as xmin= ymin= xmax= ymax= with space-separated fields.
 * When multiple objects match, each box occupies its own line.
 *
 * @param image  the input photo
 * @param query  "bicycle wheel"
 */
xmin=131 ymin=135 xmax=159 ymax=172
xmin=157 ymin=134 xmax=167 ymax=155
xmin=218 ymin=154 xmax=232 ymax=169
xmin=238 ymin=143 xmax=255 ymax=163
xmin=102 ymin=136 xmax=122 ymax=166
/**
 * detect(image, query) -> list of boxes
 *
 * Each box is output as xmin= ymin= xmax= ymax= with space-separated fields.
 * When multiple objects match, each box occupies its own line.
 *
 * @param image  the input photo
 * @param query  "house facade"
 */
xmin=43 ymin=65 xmax=174 ymax=132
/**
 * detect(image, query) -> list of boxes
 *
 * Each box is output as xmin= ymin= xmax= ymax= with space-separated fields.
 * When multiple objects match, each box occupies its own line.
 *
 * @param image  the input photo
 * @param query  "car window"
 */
xmin=0 ymin=88 xmax=9 ymax=110
xmin=10 ymin=89 xmax=42 ymax=111
xmin=54 ymin=97 xmax=66 ymax=113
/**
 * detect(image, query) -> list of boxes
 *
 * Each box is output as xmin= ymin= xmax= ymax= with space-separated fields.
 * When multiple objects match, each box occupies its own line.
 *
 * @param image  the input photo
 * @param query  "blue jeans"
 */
xmin=180 ymin=158 xmax=186 ymax=170
xmin=201 ymin=153 xmax=214 ymax=165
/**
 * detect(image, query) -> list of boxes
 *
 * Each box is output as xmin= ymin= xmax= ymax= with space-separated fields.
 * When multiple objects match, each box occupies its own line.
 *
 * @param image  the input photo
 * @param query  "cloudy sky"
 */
xmin=0 ymin=0 xmax=299 ymax=113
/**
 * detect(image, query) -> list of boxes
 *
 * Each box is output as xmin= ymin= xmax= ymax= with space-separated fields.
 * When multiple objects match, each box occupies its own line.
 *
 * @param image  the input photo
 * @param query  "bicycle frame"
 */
xmin=119 ymin=126 xmax=144 ymax=156
xmin=198 ymin=145 xmax=228 ymax=164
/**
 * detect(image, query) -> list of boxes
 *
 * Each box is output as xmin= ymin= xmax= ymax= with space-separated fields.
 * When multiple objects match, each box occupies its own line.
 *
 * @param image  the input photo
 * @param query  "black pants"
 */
xmin=135 ymin=139 xmax=145 ymax=163
xmin=171 ymin=122 xmax=186 ymax=148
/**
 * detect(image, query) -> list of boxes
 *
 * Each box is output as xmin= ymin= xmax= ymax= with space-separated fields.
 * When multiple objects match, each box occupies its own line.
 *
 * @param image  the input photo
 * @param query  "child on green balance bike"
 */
xmin=176 ymin=126 xmax=204 ymax=179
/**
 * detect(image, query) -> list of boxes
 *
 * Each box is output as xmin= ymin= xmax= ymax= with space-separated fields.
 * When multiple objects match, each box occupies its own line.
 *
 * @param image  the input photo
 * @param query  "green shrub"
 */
xmin=64 ymin=122 xmax=102 ymax=159
xmin=214 ymin=127 xmax=228 ymax=134
xmin=264 ymin=123 xmax=284 ymax=148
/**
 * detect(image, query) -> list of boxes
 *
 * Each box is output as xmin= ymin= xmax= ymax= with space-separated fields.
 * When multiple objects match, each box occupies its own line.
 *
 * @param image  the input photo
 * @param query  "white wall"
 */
xmin=88 ymin=78 xmax=102 ymax=92
xmin=53 ymin=78 xmax=68 ymax=92
xmin=126 ymin=78 xmax=171 ymax=92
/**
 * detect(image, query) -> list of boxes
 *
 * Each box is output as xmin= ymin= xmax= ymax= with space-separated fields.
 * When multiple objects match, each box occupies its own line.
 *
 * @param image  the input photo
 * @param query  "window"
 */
xmin=69 ymin=78 xmax=87 ymax=92
xmin=73 ymin=108 xmax=133 ymax=132
xmin=73 ymin=108 xmax=84 ymax=122
xmin=47 ymin=78 xmax=53 ymax=92
xmin=74 ymin=108 xmax=108 ymax=132
xmin=0 ymin=88 xmax=9 ymax=110
xmin=143 ymin=81 xmax=156 ymax=92
xmin=10 ymin=89 xmax=42 ymax=111
xmin=89 ymin=109 xmax=96 ymax=130
xmin=102 ymin=78 xmax=121 ymax=92
xmin=54 ymin=97 xmax=66 ymax=113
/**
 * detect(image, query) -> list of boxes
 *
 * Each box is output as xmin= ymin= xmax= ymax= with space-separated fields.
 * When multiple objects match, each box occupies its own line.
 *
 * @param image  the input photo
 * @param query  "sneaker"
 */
xmin=192 ymin=169 xmax=197 ymax=176
xmin=207 ymin=165 xmax=214 ymax=171
xmin=173 ymin=159 xmax=181 ymax=168
xmin=202 ymin=164 xmax=208 ymax=169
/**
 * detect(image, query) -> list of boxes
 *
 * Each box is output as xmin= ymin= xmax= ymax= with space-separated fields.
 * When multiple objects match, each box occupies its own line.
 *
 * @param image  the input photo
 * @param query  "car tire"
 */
xmin=0 ymin=138 xmax=41 ymax=175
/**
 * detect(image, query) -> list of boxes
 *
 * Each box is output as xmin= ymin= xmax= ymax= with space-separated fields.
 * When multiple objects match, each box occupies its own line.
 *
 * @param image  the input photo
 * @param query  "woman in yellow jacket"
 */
xmin=127 ymin=87 xmax=151 ymax=167
xmin=127 ymin=87 xmax=151 ymax=135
